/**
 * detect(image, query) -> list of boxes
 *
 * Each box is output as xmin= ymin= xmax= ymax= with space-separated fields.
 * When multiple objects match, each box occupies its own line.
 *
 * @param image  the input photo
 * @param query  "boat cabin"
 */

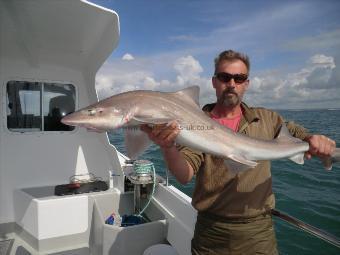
xmin=0 ymin=1 xmax=196 ymax=254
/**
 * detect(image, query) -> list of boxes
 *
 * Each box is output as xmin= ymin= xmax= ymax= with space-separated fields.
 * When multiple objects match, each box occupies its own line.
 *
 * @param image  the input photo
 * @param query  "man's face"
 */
xmin=212 ymin=60 xmax=249 ymax=108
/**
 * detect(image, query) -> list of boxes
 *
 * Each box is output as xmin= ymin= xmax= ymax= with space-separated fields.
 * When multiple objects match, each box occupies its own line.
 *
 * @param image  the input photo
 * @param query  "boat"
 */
xmin=0 ymin=1 xmax=196 ymax=254
xmin=2 ymin=1 xmax=340 ymax=255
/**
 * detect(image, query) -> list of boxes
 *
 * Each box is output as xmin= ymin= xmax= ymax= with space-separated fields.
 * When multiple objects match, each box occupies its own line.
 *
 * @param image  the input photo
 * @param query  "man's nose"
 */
xmin=226 ymin=78 xmax=236 ymax=88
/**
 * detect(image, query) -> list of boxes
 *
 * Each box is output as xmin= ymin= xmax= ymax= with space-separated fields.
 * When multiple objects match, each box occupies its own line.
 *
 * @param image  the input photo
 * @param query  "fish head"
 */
xmin=61 ymin=102 xmax=129 ymax=131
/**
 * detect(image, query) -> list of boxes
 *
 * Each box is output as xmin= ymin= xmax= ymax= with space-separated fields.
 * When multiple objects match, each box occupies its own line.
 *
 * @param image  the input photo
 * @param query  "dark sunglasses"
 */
xmin=214 ymin=72 xmax=248 ymax=84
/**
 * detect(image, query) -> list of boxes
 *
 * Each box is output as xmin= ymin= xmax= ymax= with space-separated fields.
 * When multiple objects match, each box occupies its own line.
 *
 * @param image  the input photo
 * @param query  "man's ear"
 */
xmin=244 ymin=79 xmax=250 ymax=90
xmin=212 ymin=76 xmax=217 ymax=88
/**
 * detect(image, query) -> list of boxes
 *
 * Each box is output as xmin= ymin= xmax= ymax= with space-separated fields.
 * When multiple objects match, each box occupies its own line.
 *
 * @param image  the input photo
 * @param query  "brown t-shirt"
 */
xmin=178 ymin=102 xmax=310 ymax=219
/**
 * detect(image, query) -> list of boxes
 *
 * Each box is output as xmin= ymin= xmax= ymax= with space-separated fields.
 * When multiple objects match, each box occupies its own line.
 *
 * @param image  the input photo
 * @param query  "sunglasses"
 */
xmin=214 ymin=72 xmax=248 ymax=84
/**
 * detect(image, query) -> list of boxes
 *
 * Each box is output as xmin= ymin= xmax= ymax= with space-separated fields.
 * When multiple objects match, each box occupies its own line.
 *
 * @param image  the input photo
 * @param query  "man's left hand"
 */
xmin=304 ymin=135 xmax=336 ymax=159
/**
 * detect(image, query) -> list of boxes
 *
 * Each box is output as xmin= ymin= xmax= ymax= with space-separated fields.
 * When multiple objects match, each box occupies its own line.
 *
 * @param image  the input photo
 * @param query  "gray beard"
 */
xmin=217 ymin=89 xmax=242 ymax=108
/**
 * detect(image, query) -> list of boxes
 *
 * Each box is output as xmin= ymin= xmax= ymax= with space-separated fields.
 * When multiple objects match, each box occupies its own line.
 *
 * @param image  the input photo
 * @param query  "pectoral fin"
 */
xmin=124 ymin=114 xmax=177 ymax=159
xmin=124 ymin=128 xmax=152 ymax=159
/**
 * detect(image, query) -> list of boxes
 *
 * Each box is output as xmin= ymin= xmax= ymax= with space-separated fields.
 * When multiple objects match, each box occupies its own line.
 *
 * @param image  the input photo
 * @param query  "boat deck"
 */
xmin=0 ymin=235 xmax=90 ymax=255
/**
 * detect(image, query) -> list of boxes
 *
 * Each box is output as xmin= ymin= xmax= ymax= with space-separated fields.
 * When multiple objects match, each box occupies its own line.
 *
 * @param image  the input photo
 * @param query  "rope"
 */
xmin=133 ymin=160 xmax=154 ymax=175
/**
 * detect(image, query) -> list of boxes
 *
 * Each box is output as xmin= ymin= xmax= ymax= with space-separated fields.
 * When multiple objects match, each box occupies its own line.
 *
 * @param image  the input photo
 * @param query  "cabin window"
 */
xmin=6 ymin=81 xmax=76 ymax=132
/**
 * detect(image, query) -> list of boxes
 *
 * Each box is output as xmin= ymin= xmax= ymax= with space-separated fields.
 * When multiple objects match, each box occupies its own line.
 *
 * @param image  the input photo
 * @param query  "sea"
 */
xmin=108 ymin=109 xmax=340 ymax=255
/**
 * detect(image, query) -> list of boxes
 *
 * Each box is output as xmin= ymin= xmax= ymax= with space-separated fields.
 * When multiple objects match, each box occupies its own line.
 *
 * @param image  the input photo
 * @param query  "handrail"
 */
xmin=272 ymin=209 xmax=340 ymax=248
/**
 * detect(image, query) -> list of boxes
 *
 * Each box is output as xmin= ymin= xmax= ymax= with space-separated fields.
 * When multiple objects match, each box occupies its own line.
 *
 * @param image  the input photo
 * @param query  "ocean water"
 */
xmin=108 ymin=109 xmax=340 ymax=255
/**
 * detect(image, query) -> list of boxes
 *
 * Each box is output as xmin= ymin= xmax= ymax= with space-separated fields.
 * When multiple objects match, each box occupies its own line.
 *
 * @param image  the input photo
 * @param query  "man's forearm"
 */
xmin=161 ymin=146 xmax=194 ymax=185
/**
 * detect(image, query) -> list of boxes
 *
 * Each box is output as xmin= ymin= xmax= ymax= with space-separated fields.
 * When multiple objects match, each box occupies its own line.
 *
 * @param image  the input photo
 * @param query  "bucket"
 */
xmin=143 ymin=244 xmax=178 ymax=255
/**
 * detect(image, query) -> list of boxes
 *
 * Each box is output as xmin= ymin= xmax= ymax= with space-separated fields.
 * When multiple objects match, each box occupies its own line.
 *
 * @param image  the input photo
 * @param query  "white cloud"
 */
xmin=143 ymin=76 xmax=159 ymax=90
xmin=122 ymin=53 xmax=134 ymax=61
xmin=95 ymin=55 xmax=213 ymax=105
xmin=246 ymin=54 xmax=339 ymax=109
xmin=308 ymin=54 xmax=335 ymax=68
xmin=174 ymin=55 xmax=203 ymax=85
xmin=96 ymin=54 xmax=340 ymax=109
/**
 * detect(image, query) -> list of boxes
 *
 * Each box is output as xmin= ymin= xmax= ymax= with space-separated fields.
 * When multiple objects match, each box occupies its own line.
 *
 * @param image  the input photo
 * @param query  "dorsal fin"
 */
xmin=276 ymin=124 xmax=302 ymax=143
xmin=173 ymin=86 xmax=200 ymax=107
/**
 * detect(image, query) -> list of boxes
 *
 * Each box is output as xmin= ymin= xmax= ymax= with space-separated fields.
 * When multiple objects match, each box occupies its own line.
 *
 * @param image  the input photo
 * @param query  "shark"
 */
xmin=61 ymin=86 xmax=340 ymax=172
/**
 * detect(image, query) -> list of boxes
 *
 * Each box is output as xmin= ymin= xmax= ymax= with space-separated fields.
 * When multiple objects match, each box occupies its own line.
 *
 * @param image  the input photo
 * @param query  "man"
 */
xmin=141 ymin=50 xmax=336 ymax=255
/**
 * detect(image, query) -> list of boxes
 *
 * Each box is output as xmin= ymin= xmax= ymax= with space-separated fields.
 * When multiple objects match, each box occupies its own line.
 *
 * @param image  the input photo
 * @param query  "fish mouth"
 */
xmin=61 ymin=114 xmax=85 ymax=126
xmin=61 ymin=115 xmax=78 ymax=126
xmin=60 ymin=116 xmax=72 ymax=125
xmin=61 ymin=119 xmax=102 ymax=131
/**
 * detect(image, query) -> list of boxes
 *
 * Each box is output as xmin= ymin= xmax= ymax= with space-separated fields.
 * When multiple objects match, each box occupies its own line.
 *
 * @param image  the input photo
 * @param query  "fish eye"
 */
xmin=88 ymin=109 xmax=96 ymax=116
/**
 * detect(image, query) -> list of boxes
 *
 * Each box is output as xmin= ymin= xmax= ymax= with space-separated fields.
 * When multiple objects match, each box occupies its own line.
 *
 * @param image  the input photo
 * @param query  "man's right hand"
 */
xmin=140 ymin=121 xmax=180 ymax=149
xmin=141 ymin=121 xmax=194 ymax=184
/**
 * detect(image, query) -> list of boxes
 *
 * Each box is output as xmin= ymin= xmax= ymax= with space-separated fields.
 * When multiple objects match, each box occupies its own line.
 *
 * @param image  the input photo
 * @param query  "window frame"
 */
xmin=4 ymin=79 xmax=78 ymax=134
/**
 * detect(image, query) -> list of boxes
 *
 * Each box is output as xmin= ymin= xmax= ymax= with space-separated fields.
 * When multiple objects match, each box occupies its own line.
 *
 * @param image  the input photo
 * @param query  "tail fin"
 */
xmin=322 ymin=157 xmax=333 ymax=171
xmin=324 ymin=148 xmax=340 ymax=170
xmin=332 ymin=148 xmax=340 ymax=163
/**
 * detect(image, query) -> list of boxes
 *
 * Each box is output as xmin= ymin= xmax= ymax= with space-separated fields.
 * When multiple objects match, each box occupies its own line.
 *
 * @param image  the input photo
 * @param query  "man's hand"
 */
xmin=140 ymin=121 xmax=180 ymax=149
xmin=141 ymin=121 xmax=193 ymax=184
xmin=304 ymin=135 xmax=336 ymax=159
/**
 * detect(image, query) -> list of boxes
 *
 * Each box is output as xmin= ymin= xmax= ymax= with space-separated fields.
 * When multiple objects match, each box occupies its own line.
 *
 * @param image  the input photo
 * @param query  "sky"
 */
xmin=92 ymin=0 xmax=340 ymax=109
